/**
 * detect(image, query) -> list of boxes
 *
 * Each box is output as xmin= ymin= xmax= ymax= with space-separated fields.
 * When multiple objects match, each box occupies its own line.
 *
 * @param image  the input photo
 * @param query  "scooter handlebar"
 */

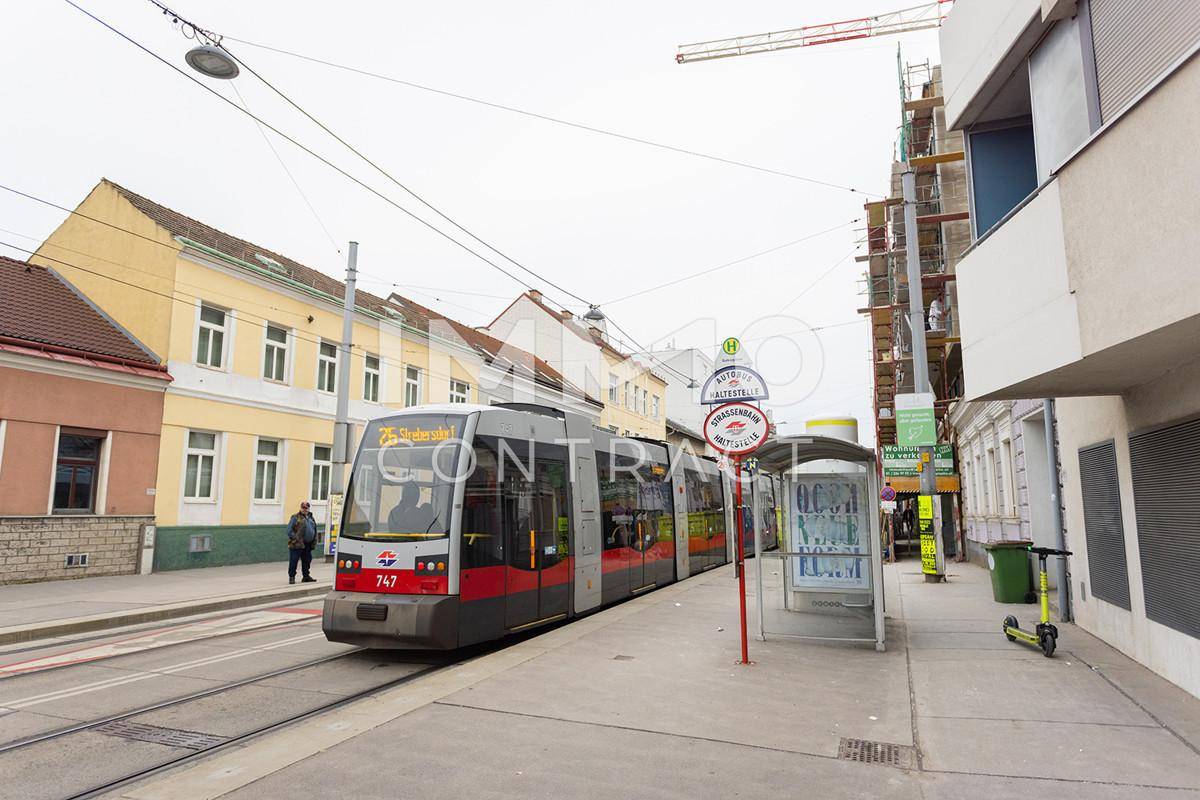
xmin=1027 ymin=546 xmax=1072 ymax=557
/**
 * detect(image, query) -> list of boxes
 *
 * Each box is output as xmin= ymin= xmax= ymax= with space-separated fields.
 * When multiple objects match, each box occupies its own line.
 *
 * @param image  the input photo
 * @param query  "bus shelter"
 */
xmin=749 ymin=436 xmax=885 ymax=651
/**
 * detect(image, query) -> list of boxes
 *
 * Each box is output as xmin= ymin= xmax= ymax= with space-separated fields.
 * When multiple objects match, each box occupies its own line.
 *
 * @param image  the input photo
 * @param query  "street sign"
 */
xmin=881 ymin=500 xmax=898 ymax=512
xmin=700 ymin=365 xmax=770 ymax=404
xmin=325 ymin=492 xmax=345 ymax=556
xmin=704 ymin=402 xmax=769 ymax=456
xmin=722 ymin=336 xmax=740 ymax=356
xmin=880 ymin=485 xmax=897 ymax=502
xmin=881 ymin=444 xmax=955 ymax=477
xmin=895 ymin=392 xmax=937 ymax=446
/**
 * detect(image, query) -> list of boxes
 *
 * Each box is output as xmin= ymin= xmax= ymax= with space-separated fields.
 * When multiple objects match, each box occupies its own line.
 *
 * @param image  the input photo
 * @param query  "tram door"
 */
xmin=504 ymin=458 xmax=571 ymax=629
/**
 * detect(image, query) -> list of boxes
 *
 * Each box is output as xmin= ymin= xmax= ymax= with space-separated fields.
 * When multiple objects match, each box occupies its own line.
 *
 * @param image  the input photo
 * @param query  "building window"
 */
xmin=254 ymin=438 xmax=281 ymax=501
xmin=184 ymin=431 xmax=218 ymax=501
xmin=53 ymin=432 xmax=103 ymax=514
xmin=608 ymin=374 xmax=618 ymax=404
xmin=449 ymin=379 xmax=470 ymax=404
xmin=1001 ymin=438 xmax=1017 ymax=516
xmin=624 ymin=381 xmax=631 ymax=408
xmin=317 ymin=340 xmax=338 ymax=393
xmin=196 ymin=304 xmax=227 ymax=368
xmin=404 ymin=366 xmax=422 ymax=407
xmin=651 ymin=394 xmax=660 ymax=420
xmin=640 ymin=387 xmax=648 ymax=416
xmin=263 ymin=325 xmax=288 ymax=382
xmin=311 ymin=444 xmax=332 ymax=501
xmin=363 ymin=354 xmax=380 ymax=402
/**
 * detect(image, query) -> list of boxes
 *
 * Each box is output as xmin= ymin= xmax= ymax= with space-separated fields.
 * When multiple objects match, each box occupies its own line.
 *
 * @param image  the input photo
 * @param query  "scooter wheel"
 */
xmin=1003 ymin=615 xmax=1018 ymax=642
xmin=1040 ymin=631 xmax=1057 ymax=658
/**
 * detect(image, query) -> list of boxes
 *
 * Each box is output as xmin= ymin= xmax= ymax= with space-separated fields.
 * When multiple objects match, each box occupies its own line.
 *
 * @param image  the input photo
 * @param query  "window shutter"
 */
xmin=1089 ymin=0 xmax=1200 ymax=122
xmin=1077 ymin=440 xmax=1131 ymax=609
xmin=1129 ymin=417 xmax=1200 ymax=639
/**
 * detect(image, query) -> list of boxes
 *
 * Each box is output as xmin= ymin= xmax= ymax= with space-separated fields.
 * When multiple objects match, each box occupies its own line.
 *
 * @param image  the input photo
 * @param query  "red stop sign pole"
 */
xmin=734 ymin=454 xmax=750 ymax=665
xmin=703 ymin=401 xmax=768 ymax=667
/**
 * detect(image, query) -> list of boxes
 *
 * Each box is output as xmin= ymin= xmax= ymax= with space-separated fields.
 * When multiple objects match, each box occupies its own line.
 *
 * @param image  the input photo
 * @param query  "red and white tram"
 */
xmin=323 ymin=403 xmax=743 ymax=649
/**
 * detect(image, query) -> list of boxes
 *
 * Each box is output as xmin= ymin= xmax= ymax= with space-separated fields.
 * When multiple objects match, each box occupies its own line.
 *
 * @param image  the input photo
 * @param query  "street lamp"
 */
xmin=583 ymin=305 xmax=606 ymax=323
xmin=185 ymin=44 xmax=239 ymax=79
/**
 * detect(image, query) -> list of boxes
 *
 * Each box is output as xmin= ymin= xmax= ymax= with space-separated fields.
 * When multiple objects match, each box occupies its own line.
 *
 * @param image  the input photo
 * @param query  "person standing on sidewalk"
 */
xmin=287 ymin=501 xmax=318 ymax=584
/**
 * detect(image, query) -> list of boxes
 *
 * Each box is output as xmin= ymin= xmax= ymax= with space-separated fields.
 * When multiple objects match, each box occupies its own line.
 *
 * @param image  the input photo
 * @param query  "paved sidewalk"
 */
xmin=0 ymin=561 xmax=330 ymax=645
xmin=111 ymin=560 xmax=1200 ymax=800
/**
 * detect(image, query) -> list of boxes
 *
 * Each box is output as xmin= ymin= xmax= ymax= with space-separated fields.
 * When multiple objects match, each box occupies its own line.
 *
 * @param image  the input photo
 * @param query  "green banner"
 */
xmin=881 ymin=445 xmax=955 ymax=477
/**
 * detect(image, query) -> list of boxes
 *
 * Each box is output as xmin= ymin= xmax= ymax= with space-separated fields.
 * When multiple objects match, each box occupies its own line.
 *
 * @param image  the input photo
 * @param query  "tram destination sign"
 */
xmin=703 ymin=402 xmax=769 ymax=456
xmin=700 ymin=365 xmax=769 ymax=404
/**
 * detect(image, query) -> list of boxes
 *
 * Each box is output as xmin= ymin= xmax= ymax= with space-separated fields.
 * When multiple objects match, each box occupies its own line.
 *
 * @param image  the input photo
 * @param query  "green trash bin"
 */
xmin=984 ymin=541 xmax=1034 ymax=603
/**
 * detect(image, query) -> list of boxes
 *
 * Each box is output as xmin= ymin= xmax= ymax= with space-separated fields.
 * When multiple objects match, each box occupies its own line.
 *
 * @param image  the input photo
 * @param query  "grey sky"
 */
xmin=0 ymin=1 xmax=943 ymax=445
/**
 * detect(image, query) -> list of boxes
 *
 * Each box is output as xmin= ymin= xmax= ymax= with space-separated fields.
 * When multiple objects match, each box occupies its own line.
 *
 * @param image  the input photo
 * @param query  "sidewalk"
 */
xmin=114 ymin=560 xmax=1200 ymax=800
xmin=0 ymin=561 xmax=330 ymax=645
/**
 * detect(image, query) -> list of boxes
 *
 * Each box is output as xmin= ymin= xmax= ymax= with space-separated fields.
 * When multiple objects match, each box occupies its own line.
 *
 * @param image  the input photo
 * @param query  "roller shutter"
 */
xmin=1129 ymin=417 xmax=1200 ymax=639
xmin=1089 ymin=0 xmax=1200 ymax=122
xmin=1078 ymin=440 xmax=1131 ymax=609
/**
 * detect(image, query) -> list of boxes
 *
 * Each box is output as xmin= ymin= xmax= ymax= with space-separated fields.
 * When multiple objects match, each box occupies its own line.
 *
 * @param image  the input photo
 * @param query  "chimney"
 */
xmin=560 ymin=309 xmax=572 ymax=320
xmin=527 ymin=289 xmax=542 ymax=302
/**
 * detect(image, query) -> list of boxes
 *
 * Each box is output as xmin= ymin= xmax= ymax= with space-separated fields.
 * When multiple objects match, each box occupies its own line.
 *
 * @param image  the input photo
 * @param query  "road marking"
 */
xmin=0 ymin=607 xmax=321 ymax=676
xmin=3 ymin=630 xmax=327 ymax=709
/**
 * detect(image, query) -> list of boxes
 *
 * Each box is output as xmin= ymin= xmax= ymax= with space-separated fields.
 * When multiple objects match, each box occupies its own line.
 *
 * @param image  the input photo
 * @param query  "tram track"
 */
xmin=62 ymin=656 xmax=454 ymax=800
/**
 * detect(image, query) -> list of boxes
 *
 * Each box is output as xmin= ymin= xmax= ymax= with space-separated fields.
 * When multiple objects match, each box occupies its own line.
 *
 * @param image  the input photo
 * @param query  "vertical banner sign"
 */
xmin=917 ymin=495 xmax=936 ymax=574
xmin=326 ymin=492 xmax=345 ymax=557
xmin=788 ymin=474 xmax=870 ymax=591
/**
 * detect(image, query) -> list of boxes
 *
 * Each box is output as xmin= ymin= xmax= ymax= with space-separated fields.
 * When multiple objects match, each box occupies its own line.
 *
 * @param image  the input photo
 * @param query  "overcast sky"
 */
xmin=1 ymin=1 xmax=943 ymax=445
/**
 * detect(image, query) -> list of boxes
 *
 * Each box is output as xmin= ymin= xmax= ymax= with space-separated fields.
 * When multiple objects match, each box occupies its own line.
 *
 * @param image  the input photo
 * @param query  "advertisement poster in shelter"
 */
xmin=788 ymin=473 xmax=870 ymax=591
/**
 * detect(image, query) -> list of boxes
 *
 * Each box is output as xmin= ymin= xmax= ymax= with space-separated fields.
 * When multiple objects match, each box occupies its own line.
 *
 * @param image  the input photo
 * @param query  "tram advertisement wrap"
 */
xmin=788 ymin=474 xmax=870 ymax=591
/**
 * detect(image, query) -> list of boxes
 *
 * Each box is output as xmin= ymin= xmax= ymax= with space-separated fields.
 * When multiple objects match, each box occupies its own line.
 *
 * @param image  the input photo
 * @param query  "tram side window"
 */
xmin=534 ymin=460 xmax=570 ymax=564
xmin=635 ymin=462 xmax=673 ymax=551
xmin=597 ymin=452 xmax=637 ymax=553
xmin=462 ymin=440 xmax=504 ymax=569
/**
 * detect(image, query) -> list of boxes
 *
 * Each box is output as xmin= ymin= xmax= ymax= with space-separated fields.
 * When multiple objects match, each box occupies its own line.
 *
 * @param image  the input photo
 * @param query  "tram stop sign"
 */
xmin=703 ymin=402 xmax=769 ymax=456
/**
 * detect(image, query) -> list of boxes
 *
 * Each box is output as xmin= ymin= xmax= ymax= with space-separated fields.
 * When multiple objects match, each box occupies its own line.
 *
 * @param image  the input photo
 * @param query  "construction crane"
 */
xmin=675 ymin=1 xmax=953 ymax=64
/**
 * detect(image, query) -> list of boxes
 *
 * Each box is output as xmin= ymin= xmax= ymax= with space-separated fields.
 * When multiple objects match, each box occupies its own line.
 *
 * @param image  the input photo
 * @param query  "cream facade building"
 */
xmin=940 ymin=0 xmax=1200 ymax=696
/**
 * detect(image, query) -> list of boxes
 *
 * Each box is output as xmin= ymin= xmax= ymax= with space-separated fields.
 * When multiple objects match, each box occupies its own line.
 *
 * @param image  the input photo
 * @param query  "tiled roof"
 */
xmin=104 ymin=180 xmax=405 ymax=323
xmin=0 ymin=256 xmax=162 ymax=368
xmin=387 ymin=292 xmax=601 ymax=406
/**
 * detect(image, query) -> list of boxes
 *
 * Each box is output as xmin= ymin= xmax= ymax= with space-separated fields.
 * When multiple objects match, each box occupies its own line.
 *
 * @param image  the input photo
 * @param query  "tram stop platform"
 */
xmin=0 ymin=561 xmax=330 ymax=645
xmin=108 ymin=559 xmax=1200 ymax=800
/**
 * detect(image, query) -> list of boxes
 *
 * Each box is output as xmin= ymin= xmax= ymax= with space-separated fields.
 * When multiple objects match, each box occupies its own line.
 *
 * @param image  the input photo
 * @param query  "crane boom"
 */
xmin=675 ymin=1 xmax=953 ymax=64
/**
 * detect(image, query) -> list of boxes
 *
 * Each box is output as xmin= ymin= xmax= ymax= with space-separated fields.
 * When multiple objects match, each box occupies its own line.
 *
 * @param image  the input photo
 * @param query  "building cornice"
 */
xmin=0 ymin=349 xmax=170 ymax=392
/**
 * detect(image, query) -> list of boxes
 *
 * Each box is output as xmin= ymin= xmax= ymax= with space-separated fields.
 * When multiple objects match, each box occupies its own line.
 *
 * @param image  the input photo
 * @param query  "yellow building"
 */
xmin=33 ymin=179 xmax=486 ymax=569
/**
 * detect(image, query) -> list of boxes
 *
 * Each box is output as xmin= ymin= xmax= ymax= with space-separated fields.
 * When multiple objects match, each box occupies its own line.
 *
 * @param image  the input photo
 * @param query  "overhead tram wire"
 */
xmin=222 ymin=35 xmax=884 ymax=199
xmin=776 ymin=247 xmax=862 ymax=314
xmin=0 ymin=240 xmax=513 ymax=390
xmin=601 ymin=219 xmax=858 ymax=306
xmin=229 ymin=81 xmax=343 ymax=259
xmin=141 ymin=0 xmax=593 ymax=309
xmin=61 ymin=1 xmax=582 ymax=312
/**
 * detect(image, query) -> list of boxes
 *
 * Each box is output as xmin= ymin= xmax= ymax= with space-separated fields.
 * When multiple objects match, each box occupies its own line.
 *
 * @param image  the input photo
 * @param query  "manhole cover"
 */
xmin=837 ymin=738 xmax=916 ymax=769
xmin=96 ymin=720 xmax=229 ymax=751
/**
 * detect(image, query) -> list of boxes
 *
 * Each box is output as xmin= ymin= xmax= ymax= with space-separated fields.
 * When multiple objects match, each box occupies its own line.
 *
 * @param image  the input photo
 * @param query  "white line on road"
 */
xmin=3 ymin=630 xmax=327 ymax=710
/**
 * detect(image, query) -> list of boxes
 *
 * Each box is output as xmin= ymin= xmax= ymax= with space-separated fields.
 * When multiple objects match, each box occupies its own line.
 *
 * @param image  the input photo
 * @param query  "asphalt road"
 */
xmin=0 ymin=600 xmax=444 ymax=800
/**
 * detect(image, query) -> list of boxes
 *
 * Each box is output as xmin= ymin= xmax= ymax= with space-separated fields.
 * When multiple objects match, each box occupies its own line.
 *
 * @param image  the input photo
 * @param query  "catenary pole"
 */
xmin=327 ymin=241 xmax=358 ymax=560
xmin=1044 ymin=399 xmax=1070 ymax=620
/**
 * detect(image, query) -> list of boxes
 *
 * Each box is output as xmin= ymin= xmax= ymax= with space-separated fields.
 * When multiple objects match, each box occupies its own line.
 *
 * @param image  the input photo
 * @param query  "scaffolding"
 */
xmin=858 ymin=57 xmax=968 ymax=552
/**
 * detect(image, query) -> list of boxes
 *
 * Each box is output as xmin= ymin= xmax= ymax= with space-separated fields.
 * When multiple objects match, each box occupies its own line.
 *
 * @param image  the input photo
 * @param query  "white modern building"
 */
xmin=940 ymin=0 xmax=1200 ymax=696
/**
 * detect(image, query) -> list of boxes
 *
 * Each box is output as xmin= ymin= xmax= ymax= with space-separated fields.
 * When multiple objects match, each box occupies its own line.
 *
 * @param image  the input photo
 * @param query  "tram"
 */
xmin=323 ymin=403 xmax=740 ymax=649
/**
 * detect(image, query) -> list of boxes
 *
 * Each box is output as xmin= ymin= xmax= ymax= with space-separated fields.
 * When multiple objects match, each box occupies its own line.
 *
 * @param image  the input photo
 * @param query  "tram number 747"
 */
xmin=375 ymin=574 xmax=398 ymax=589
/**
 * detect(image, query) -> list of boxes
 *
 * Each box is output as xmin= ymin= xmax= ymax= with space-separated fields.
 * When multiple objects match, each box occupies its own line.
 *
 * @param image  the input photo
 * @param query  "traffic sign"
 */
xmin=880 ymin=485 xmax=897 ymax=502
xmin=722 ymin=336 xmax=740 ymax=356
xmin=704 ymin=402 xmax=769 ymax=456
xmin=700 ymin=365 xmax=769 ymax=404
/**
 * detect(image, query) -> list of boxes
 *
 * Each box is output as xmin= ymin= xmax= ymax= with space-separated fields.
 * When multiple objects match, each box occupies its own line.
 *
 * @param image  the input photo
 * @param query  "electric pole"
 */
xmin=326 ymin=241 xmax=357 ymax=562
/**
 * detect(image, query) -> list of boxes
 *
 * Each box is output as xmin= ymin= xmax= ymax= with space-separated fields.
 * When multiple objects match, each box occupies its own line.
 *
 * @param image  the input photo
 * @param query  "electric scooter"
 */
xmin=1002 ymin=546 xmax=1072 ymax=657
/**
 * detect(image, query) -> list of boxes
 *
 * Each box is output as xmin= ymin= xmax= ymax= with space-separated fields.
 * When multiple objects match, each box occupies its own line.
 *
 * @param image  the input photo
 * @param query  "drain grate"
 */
xmin=96 ymin=720 xmax=229 ymax=750
xmin=837 ymin=738 xmax=915 ymax=769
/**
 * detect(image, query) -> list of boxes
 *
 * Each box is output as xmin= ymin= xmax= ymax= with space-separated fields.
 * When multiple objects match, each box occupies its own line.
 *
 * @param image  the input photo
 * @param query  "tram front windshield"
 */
xmin=343 ymin=414 xmax=468 ymax=542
